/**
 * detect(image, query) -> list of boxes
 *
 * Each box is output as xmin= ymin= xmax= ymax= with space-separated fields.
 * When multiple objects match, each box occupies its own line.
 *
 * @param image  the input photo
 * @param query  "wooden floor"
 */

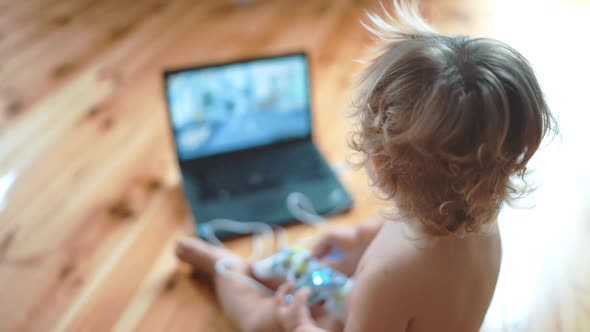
xmin=1 ymin=0 xmax=589 ymax=331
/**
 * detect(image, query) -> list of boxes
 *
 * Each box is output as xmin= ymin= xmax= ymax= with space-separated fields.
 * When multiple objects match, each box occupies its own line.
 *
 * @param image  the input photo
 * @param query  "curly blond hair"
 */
xmin=351 ymin=1 xmax=555 ymax=235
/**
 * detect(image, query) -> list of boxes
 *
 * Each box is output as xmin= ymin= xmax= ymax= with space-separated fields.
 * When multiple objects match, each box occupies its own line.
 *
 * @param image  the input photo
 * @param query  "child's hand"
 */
xmin=310 ymin=218 xmax=385 ymax=275
xmin=311 ymin=227 xmax=357 ymax=259
xmin=275 ymin=282 xmax=317 ymax=332
xmin=309 ymin=227 xmax=365 ymax=276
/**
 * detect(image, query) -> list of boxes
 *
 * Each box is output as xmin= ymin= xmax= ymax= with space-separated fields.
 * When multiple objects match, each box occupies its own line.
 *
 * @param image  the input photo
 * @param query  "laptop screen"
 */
xmin=165 ymin=53 xmax=311 ymax=160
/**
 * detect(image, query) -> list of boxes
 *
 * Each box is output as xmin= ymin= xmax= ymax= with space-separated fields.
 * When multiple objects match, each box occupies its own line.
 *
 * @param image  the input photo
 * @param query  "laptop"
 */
xmin=163 ymin=52 xmax=353 ymax=240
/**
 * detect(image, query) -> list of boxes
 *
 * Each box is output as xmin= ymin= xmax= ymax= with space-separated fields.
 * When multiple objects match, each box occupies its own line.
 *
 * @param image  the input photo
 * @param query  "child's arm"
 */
xmin=342 ymin=253 xmax=420 ymax=332
xmin=356 ymin=217 xmax=386 ymax=244
xmin=312 ymin=217 xmax=385 ymax=256
xmin=310 ymin=217 xmax=385 ymax=275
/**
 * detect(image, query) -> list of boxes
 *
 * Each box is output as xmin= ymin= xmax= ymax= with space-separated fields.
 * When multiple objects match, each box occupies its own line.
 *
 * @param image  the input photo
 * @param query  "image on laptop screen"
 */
xmin=165 ymin=54 xmax=311 ymax=160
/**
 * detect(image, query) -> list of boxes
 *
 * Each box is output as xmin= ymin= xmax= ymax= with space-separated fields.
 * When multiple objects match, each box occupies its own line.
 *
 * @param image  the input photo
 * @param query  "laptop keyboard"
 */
xmin=190 ymin=143 xmax=331 ymax=201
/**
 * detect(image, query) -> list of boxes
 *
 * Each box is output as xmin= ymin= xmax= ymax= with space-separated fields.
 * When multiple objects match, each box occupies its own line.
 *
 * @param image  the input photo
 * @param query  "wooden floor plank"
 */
xmin=52 ymin=189 xmax=183 ymax=332
xmin=0 ymin=0 xmax=168 ymax=128
xmin=0 ymin=0 xmax=97 ymax=58
xmin=0 ymin=0 xmax=57 ymax=25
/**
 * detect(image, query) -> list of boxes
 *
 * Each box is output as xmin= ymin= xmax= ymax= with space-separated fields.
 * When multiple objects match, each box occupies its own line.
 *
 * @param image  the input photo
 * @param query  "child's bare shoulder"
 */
xmin=344 ymin=222 xmax=434 ymax=330
xmin=358 ymin=221 xmax=435 ymax=272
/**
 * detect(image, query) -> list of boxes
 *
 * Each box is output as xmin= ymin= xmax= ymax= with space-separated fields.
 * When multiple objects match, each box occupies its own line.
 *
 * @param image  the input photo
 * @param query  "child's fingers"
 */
xmin=293 ymin=287 xmax=312 ymax=307
xmin=275 ymin=283 xmax=289 ymax=302
xmin=275 ymin=282 xmax=295 ymax=305
xmin=276 ymin=287 xmax=314 ymax=331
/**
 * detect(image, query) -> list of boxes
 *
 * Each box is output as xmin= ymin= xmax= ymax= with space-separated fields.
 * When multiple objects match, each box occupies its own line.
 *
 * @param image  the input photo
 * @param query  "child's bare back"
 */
xmin=347 ymin=220 xmax=501 ymax=331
